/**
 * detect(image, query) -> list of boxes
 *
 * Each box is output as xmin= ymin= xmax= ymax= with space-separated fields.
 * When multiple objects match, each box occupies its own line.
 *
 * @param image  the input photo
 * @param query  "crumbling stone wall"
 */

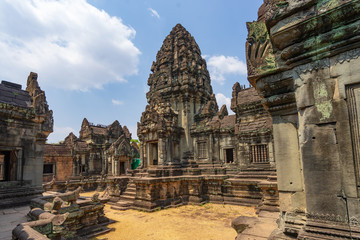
xmin=247 ymin=0 xmax=360 ymax=238
xmin=0 ymin=72 xmax=53 ymax=202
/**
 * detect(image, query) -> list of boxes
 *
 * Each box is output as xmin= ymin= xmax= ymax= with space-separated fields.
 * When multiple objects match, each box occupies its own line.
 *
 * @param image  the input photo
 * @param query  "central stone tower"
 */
xmin=138 ymin=24 xmax=218 ymax=168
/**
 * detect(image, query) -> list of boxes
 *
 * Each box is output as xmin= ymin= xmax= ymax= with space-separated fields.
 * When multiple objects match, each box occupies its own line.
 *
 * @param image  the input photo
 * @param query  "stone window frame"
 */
xmin=346 ymin=83 xmax=360 ymax=195
xmin=250 ymin=144 xmax=269 ymax=163
xmin=222 ymin=147 xmax=235 ymax=164
xmin=197 ymin=141 xmax=207 ymax=159
xmin=43 ymin=163 xmax=55 ymax=175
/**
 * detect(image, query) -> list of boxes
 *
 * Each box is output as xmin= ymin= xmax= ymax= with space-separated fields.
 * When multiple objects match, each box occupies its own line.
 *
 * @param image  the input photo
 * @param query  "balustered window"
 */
xmin=250 ymin=144 xmax=269 ymax=163
xmin=197 ymin=142 xmax=207 ymax=159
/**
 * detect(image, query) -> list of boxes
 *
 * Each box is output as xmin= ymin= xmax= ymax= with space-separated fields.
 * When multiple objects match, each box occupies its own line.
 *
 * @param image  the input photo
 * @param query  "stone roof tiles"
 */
xmin=76 ymin=141 xmax=88 ymax=151
xmin=44 ymin=144 xmax=71 ymax=156
xmin=236 ymin=87 xmax=262 ymax=106
xmin=237 ymin=116 xmax=272 ymax=134
xmin=90 ymin=126 xmax=107 ymax=135
xmin=220 ymin=115 xmax=236 ymax=128
xmin=0 ymin=81 xmax=32 ymax=108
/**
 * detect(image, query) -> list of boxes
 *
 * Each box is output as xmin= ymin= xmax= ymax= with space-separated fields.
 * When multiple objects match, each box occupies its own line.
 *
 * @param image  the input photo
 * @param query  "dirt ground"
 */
xmin=81 ymin=192 xmax=256 ymax=240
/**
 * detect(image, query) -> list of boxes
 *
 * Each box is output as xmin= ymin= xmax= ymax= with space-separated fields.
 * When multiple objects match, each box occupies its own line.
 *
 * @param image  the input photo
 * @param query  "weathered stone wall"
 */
xmin=131 ymin=175 xmax=278 ymax=212
xmin=43 ymin=144 xmax=73 ymax=182
xmin=247 ymin=0 xmax=360 ymax=238
xmin=0 ymin=73 xmax=53 ymax=189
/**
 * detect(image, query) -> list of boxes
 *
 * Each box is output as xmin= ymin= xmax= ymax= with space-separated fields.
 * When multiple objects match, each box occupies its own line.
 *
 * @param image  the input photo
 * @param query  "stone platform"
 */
xmin=109 ymin=167 xmax=279 ymax=212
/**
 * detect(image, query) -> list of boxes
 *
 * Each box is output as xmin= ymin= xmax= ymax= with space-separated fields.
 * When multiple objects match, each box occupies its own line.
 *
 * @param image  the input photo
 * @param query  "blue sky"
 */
xmin=0 ymin=0 xmax=262 ymax=143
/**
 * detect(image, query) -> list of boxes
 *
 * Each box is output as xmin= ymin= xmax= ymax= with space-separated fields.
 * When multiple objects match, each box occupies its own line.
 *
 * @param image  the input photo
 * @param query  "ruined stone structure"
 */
xmin=107 ymin=24 xmax=279 ymax=212
xmin=0 ymin=72 xmax=53 ymax=208
xmin=12 ymin=187 xmax=111 ymax=239
xmin=43 ymin=118 xmax=136 ymax=191
xmin=246 ymin=0 xmax=360 ymax=238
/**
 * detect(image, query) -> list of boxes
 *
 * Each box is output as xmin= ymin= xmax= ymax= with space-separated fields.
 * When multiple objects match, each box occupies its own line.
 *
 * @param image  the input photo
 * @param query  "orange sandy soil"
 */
xmin=80 ymin=191 xmax=256 ymax=240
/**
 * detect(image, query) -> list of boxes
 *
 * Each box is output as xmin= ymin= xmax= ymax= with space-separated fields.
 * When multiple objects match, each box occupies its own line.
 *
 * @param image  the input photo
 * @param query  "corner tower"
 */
xmin=138 ymin=24 xmax=218 ymax=168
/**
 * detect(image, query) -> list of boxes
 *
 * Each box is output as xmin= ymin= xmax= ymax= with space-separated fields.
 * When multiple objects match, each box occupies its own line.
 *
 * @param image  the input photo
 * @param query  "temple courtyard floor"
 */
xmin=0 ymin=191 xmax=277 ymax=240
xmin=93 ymin=203 xmax=256 ymax=240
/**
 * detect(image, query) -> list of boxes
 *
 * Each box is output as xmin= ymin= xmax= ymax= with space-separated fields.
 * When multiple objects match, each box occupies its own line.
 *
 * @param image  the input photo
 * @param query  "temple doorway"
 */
xmin=0 ymin=151 xmax=17 ymax=181
xmin=120 ymin=162 xmax=125 ymax=175
xmin=225 ymin=148 xmax=234 ymax=163
xmin=149 ymin=142 xmax=158 ymax=165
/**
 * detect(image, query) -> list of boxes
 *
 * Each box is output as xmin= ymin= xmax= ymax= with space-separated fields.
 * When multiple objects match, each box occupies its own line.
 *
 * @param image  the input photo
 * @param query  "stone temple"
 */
xmin=138 ymin=24 xmax=275 ymax=173
xmin=106 ymin=24 xmax=279 ymax=212
xmin=6 ymin=0 xmax=360 ymax=239
xmin=42 ymin=118 xmax=138 ymax=192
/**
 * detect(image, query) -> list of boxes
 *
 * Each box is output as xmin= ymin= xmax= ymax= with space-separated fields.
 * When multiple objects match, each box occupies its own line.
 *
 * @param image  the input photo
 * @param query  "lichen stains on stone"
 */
xmin=313 ymin=81 xmax=333 ymax=121
xmin=316 ymin=101 xmax=333 ymax=121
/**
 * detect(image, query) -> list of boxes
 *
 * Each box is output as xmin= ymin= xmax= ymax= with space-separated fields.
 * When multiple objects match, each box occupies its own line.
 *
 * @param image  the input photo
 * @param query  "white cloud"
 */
xmin=112 ymin=99 xmax=124 ymax=105
xmin=0 ymin=0 xmax=141 ymax=91
xmin=148 ymin=8 xmax=160 ymax=19
xmin=206 ymin=55 xmax=247 ymax=85
xmin=216 ymin=93 xmax=234 ymax=114
xmin=47 ymin=126 xmax=76 ymax=143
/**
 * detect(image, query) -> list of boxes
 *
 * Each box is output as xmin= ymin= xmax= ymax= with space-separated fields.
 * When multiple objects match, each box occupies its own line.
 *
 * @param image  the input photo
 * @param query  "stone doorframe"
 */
xmin=0 ymin=146 xmax=22 ymax=182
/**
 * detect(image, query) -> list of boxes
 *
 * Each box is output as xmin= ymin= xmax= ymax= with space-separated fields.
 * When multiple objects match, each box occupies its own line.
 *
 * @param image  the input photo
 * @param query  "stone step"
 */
xmin=110 ymin=205 xmax=130 ymax=211
xmin=235 ymin=174 xmax=273 ymax=179
xmin=125 ymin=188 xmax=136 ymax=193
xmin=122 ymin=191 xmax=136 ymax=197
xmin=111 ymin=199 xmax=134 ymax=211
xmin=224 ymin=196 xmax=262 ymax=207
xmin=115 ymin=200 xmax=133 ymax=207
xmin=223 ymin=191 xmax=263 ymax=198
xmin=0 ymin=194 xmax=41 ymax=209
xmin=0 ymin=188 xmax=43 ymax=200
xmin=120 ymin=195 xmax=135 ymax=202
xmin=0 ymin=186 xmax=42 ymax=193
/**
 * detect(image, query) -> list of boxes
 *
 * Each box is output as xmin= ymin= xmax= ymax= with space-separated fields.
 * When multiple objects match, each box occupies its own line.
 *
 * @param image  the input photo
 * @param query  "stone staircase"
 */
xmin=223 ymin=169 xmax=277 ymax=207
xmin=110 ymin=179 xmax=136 ymax=210
xmin=0 ymin=183 xmax=43 ymax=209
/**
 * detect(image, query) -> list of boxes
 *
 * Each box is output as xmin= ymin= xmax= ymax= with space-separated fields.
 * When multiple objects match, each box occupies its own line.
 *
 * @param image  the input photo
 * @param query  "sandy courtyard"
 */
xmin=91 ymin=202 xmax=256 ymax=240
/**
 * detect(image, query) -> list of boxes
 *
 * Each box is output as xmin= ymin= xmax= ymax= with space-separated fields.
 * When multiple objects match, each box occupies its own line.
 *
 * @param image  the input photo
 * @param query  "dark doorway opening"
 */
xmin=0 ymin=151 xmax=17 ymax=181
xmin=149 ymin=142 xmax=158 ymax=165
xmin=225 ymin=149 xmax=234 ymax=163
xmin=120 ymin=162 xmax=125 ymax=175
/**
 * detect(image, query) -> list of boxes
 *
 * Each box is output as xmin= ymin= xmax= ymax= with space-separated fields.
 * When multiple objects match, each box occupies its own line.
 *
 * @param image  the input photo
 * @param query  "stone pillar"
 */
xmin=114 ymin=159 xmax=118 ymax=176
xmin=102 ymin=153 xmax=107 ymax=174
xmin=268 ymin=142 xmax=275 ymax=168
xmin=16 ymin=149 xmax=23 ymax=181
xmin=111 ymin=156 xmax=115 ymax=176
xmin=146 ymin=142 xmax=150 ymax=166
xmin=208 ymin=134 xmax=213 ymax=164
xmin=89 ymin=153 xmax=94 ymax=172
xmin=194 ymin=137 xmax=198 ymax=161
xmin=167 ymin=137 xmax=172 ymax=164
xmin=107 ymin=156 xmax=112 ymax=175
xmin=72 ymin=158 xmax=77 ymax=176
xmin=158 ymin=138 xmax=163 ymax=165
xmin=140 ymin=142 xmax=145 ymax=168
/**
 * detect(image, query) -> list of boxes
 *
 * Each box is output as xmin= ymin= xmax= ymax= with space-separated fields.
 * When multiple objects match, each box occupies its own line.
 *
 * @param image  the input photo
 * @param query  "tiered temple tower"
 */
xmin=138 ymin=24 xmax=218 ymax=168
